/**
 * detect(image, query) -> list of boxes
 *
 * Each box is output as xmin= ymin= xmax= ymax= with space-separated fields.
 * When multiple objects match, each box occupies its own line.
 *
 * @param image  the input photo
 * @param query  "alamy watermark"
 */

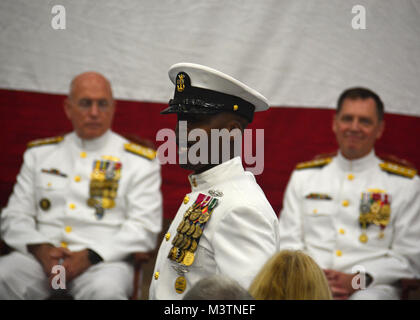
xmin=51 ymin=4 xmax=367 ymax=31
xmin=351 ymin=265 xmax=368 ymax=290
xmin=51 ymin=264 xmax=66 ymax=289
xmin=156 ymin=121 xmax=265 ymax=175
xmin=51 ymin=5 xmax=66 ymax=30
xmin=352 ymin=5 xmax=366 ymax=30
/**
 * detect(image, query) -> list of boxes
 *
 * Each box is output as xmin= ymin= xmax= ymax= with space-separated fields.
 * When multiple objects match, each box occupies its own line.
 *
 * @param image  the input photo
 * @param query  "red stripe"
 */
xmin=1 ymin=89 xmax=419 ymax=218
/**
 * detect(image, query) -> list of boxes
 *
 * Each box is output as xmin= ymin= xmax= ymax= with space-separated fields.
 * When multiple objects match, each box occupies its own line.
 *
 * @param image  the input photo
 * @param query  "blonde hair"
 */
xmin=249 ymin=250 xmax=332 ymax=300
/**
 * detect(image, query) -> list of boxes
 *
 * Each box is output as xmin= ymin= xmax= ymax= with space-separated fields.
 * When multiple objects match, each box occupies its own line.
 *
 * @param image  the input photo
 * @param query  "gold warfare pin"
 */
xmin=39 ymin=198 xmax=51 ymax=211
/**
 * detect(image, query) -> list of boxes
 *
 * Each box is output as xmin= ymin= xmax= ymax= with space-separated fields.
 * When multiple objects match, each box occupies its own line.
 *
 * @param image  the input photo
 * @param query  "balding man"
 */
xmin=0 ymin=72 xmax=162 ymax=299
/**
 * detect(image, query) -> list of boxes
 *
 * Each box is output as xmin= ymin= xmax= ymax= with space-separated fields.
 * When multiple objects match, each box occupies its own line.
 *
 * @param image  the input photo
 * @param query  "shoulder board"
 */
xmin=27 ymin=136 xmax=64 ymax=149
xmin=124 ymin=142 xmax=156 ymax=160
xmin=379 ymin=161 xmax=417 ymax=179
xmin=296 ymin=157 xmax=332 ymax=170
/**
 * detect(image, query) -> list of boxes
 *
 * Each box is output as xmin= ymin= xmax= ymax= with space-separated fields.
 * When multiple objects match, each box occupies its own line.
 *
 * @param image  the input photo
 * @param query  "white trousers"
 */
xmin=350 ymin=284 xmax=401 ymax=300
xmin=0 ymin=251 xmax=134 ymax=300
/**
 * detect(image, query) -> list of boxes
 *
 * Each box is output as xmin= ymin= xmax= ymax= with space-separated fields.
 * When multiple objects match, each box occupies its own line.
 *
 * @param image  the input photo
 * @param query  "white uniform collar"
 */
xmin=188 ymin=157 xmax=245 ymax=191
xmin=69 ymin=130 xmax=112 ymax=151
xmin=336 ymin=149 xmax=377 ymax=172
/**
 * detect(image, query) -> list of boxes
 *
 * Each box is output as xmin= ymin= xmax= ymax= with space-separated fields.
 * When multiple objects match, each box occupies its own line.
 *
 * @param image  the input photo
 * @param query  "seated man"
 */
xmin=149 ymin=63 xmax=279 ymax=299
xmin=0 ymin=71 xmax=162 ymax=299
xmin=278 ymin=87 xmax=420 ymax=299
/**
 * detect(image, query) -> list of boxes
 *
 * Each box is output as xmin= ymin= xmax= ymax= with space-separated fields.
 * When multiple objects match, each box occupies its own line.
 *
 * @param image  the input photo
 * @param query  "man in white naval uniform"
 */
xmin=0 ymin=72 xmax=162 ymax=299
xmin=279 ymin=87 xmax=420 ymax=300
xmin=149 ymin=63 xmax=279 ymax=299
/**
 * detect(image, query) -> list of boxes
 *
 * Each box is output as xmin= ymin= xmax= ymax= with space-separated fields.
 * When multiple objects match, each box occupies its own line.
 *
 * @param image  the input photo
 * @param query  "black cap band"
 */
xmin=161 ymin=72 xmax=256 ymax=122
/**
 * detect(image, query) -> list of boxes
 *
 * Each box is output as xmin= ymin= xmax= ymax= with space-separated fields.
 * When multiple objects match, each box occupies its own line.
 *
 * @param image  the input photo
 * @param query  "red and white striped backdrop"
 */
xmin=1 ymin=1 xmax=419 ymax=218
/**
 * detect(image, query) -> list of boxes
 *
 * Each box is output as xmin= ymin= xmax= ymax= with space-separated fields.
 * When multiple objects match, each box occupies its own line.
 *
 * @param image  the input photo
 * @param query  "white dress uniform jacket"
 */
xmin=279 ymin=150 xmax=420 ymax=299
xmin=149 ymin=157 xmax=279 ymax=300
xmin=1 ymin=130 xmax=162 ymax=262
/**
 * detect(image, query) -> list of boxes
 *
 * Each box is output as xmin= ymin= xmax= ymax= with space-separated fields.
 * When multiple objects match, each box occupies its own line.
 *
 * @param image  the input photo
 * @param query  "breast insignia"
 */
xmin=124 ymin=142 xmax=157 ymax=160
xmin=379 ymin=162 xmax=417 ymax=179
xmin=27 ymin=136 xmax=64 ymax=148
xmin=296 ymin=157 xmax=332 ymax=170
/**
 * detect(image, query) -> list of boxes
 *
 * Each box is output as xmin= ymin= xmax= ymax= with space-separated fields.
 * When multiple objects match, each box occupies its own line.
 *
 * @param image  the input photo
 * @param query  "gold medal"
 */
xmin=192 ymin=225 xmax=203 ymax=239
xmin=172 ymin=234 xmax=181 ymax=246
xmin=168 ymin=246 xmax=178 ymax=260
xmin=177 ymin=220 xmax=185 ymax=232
xmin=182 ymin=251 xmax=195 ymax=266
xmin=182 ymin=238 xmax=192 ymax=250
xmin=189 ymin=239 xmax=198 ymax=252
xmin=175 ymin=276 xmax=187 ymax=294
xmin=87 ymin=198 xmax=97 ymax=207
xmin=181 ymin=221 xmax=191 ymax=234
xmin=370 ymin=202 xmax=380 ymax=214
xmin=91 ymin=170 xmax=101 ymax=180
xmin=39 ymin=198 xmax=51 ymax=211
xmin=198 ymin=212 xmax=210 ymax=224
xmin=179 ymin=235 xmax=189 ymax=249
xmin=186 ymin=223 xmax=196 ymax=236
xmin=381 ymin=204 xmax=390 ymax=215
xmin=174 ymin=234 xmax=184 ymax=247
xmin=189 ymin=209 xmax=201 ymax=221
xmin=176 ymin=249 xmax=185 ymax=263
xmin=359 ymin=233 xmax=368 ymax=243
xmin=102 ymin=198 xmax=112 ymax=209
xmin=171 ymin=247 xmax=179 ymax=260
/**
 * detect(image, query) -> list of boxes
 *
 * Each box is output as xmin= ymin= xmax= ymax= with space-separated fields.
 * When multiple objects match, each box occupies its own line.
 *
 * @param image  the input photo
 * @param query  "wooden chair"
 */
xmin=130 ymin=251 xmax=153 ymax=300
xmin=400 ymin=278 xmax=420 ymax=300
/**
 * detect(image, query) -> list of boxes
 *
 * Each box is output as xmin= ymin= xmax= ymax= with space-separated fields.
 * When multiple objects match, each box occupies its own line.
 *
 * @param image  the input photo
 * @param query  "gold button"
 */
xmin=313 ymin=209 xmax=318 ymax=214
xmin=80 ymin=151 xmax=87 ymax=158
xmin=336 ymin=250 xmax=342 ymax=257
xmin=74 ymin=175 xmax=81 ymax=182
xmin=339 ymin=228 xmax=345 ymax=234
xmin=342 ymin=200 xmax=349 ymax=207
xmin=165 ymin=233 xmax=171 ymax=241
xmin=60 ymin=242 xmax=68 ymax=248
xmin=65 ymin=226 xmax=72 ymax=233
xmin=233 ymin=104 xmax=239 ymax=111
xmin=347 ymin=174 xmax=354 ymax=181
xmin=69 ymin=203 xmax=76 ymax=210
xmin=183 ymin=196 xmax=189 ymax=204
xmin=47 ymin=182 xmax=52 ymax=187
xmin=154 ymin=272 xmax=160 ymax=280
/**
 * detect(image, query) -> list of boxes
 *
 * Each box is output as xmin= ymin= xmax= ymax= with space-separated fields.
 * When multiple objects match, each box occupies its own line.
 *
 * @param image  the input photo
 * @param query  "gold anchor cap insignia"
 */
xmin=176 ymin=73 xmax=185 ymax=92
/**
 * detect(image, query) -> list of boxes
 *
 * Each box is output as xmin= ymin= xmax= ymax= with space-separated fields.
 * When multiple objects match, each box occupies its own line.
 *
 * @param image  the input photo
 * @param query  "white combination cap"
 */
xmin=161 ymin=62 xmax=269 ymax=122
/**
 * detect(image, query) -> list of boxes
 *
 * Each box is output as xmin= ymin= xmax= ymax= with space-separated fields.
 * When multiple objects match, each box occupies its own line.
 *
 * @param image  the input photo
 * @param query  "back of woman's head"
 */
xmin=249 ymin=250 xmax=332 ymax=300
